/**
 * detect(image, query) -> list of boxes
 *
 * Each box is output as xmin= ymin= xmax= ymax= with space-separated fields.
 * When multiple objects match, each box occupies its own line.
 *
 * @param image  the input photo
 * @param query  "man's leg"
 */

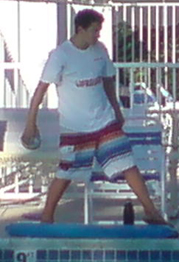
xmin=96 ymin=122 xmax=168 ymax=224
xmin=123 ymin=166 xmax=167 ymax=224
xmin=41 ymin=178 xmax=71 ymax=223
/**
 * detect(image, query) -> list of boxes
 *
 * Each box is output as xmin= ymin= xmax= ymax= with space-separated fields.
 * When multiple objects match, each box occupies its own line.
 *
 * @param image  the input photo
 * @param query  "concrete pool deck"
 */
xmin=1 ymin=184 xmax=179 ymax=262
xmin=1 ymin=182 xmax=179 ymax=237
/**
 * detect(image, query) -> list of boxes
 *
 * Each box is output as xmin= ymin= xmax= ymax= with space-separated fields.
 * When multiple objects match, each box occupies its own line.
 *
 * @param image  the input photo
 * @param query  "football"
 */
xmin=21 ymin=132 xmax=41 ymax=150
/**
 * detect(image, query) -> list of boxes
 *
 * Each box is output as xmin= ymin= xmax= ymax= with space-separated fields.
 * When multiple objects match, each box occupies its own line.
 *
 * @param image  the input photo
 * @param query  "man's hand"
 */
xmin=102 ymin=76 xmax=125 ymax=129
xmin=21 ymin=124 xmax=38 ymax=144
xmin=21 ymin=81 xmax=49 ymax=149
xmin=21 ymin=124 xmax=41 ymax=150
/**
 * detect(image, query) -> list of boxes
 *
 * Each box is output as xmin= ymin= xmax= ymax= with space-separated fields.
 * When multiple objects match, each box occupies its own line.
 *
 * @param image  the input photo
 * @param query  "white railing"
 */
xmin=114 ymin=62 xmax=179 ymax=156
xmin=0 ymin=1 xmax=179 ymax=108
xmin=114 ymin=62 xmax=179 ymax=109
xmin=0 ymin=1 xmax=179 ymax=209
xmin=1 ymin=62 xmax=179 ymax=204
xmin=0 ymin=0 xmax=57 ymax=108
xmin=112 ymin=2 xmax=179 ymax=63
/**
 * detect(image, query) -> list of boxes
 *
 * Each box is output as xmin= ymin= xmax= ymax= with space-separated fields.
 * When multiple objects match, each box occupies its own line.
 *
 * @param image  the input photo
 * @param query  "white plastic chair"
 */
xmin=84 ymin=118 xmax=167 ymax=224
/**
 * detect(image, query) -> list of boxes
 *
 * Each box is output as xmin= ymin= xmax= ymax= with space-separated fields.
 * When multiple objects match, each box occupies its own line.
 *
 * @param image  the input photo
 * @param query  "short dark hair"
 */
xmin=74 ymin=9 xmax=104 ymax=33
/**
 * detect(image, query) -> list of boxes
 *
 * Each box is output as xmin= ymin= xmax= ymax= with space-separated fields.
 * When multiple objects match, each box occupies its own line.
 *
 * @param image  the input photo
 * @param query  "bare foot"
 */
xmin=143 ymin=211 xmax=169 ymax=225
xmin=41 ymin=213 xmax=54 ymax=223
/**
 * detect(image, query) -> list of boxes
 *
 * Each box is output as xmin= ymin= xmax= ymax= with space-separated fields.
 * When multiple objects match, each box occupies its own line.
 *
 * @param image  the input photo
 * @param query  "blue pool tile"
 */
xmin=60 ymin=250 xmax=70 ymax=260
xmin=82 ymin=250 xmax=92 ymax=260
xmin=173 ymin=251 xmax=179 ymax=260
xmin=105 ymin=250 xmax=115 ymax=260
xmin=150 ymin=250 xmax=160 ymax=260
xmin=49 ymin=250 xmax=58 ymax=260
xmin=4 ymin=250 xmax=14 ymax=260
xmin=161 ymin=251 xmax=171 ymax=261
xmin=127 ymin=250 xmax=137 ymax=260
xmin=36 ymin=250 xmax=47 ymax=260
xmin=71 ymin=250 xmax=81 ymax=260
xmin=94 ymin=250 xmax=103 ymax=260
xmin=116 ymin=250 xmax=126 ymax=260
xmin=138 ymin=250 xmax=149 ymax=261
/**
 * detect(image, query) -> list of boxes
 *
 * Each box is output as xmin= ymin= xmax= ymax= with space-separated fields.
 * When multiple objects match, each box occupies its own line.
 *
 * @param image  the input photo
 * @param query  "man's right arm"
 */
xmin=22 ymin=81 xmax=49 ymax=142
xmin=21 ymin=46 xmax=64 ymax=143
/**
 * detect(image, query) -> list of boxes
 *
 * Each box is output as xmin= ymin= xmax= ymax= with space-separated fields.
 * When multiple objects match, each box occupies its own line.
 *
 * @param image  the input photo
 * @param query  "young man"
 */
xmin=22 ymin=9 xmax=167 ymax=224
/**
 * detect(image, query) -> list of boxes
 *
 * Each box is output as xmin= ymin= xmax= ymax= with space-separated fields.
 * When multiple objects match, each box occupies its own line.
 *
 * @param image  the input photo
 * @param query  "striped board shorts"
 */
xmin=56 ymin=121 xmax=135 ymax=183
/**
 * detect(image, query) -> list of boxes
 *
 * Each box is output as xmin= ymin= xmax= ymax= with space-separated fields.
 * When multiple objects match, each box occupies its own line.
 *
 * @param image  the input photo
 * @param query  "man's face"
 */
xmin=79 ymin=22 xmax=102 ymax=45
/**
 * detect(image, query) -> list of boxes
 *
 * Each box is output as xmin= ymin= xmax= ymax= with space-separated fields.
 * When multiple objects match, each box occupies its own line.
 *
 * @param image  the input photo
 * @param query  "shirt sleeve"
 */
xmin=40 ymin=47 xmax=66 ymax=85
xmin=99 ymin=42 xmax=115 ymax=77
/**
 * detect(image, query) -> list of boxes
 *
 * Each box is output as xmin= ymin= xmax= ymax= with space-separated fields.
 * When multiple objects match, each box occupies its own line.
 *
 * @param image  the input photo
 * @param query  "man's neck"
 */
xmin=70 ymin=35 xmax=89 ymax=50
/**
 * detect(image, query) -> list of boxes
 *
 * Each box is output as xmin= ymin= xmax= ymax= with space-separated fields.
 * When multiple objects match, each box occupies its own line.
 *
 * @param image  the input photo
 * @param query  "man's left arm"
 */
xmin=103 ymin=76 xmax=124 ymax=128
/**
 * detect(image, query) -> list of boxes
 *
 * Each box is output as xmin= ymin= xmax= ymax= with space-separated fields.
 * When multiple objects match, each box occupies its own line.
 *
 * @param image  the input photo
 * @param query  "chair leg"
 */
xmin=84 ymin=185 xmax=89 ymax=224
xmin=89 ymin=189 xmax=94 ymax=223
xmin=84 ymin=184 xmax=95 ymax=224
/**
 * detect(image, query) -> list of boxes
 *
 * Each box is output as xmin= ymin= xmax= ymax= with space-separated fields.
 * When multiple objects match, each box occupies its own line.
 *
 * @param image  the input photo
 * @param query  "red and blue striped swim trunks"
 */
xmin=56 ymin=121 xmax=135 ymax=182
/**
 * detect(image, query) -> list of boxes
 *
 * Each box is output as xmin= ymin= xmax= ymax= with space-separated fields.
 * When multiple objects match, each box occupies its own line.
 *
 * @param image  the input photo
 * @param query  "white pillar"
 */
xmin=0 ymin=34 xmax=5 ymax=107
xmin=57 ymin=2 xmax=67 ymax=45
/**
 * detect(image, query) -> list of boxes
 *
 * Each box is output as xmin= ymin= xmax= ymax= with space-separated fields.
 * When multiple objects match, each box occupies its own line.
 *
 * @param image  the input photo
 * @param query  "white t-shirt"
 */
xmin=40 ymin=40 xmax=116 ymax=132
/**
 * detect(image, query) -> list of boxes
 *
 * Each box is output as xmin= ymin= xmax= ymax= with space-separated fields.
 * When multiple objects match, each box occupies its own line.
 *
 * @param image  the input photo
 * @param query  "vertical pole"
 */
xmin=67 ymin=1 xmax=72 ymax=40
xmin=155 ymin=5 xmax=160 ymax=109
xmin=131 ymin=6 xmax=135 ymax=62
xmin=57 ymin=1 xmax=67 ymax=46
xmin=123 ymin=5 xmax=126 ymax=62
xmin=123 ymin=5 xmax=127 ymax=86
xmin=0 ymin=33 xmax=5 ymax=107
xmin=172 ymin=6 xmax=176 ymax=109
xmin=139 ymin=6 xmax=143 ymax=63
xmin=84 ymin=185 xmax=89 ymax=224
xmin=168 ymin=6 xmax=178 ymax=218
xmin=130 ymin=68 xmax=134 ymax=109
xmin=169 ymin=111 xmax=179 ymax=217
xmin=116 ymin=67 xmax=120 ymax=102
xmin=147 ymin=6 xmax=151 ymax=89
xmin=163 ymin=4 xmax=168 ymax=90
xmin=15 ymin=0 xmax=21 ymax=107
xmin=114 ymin=5 xmax=119 ymax=62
